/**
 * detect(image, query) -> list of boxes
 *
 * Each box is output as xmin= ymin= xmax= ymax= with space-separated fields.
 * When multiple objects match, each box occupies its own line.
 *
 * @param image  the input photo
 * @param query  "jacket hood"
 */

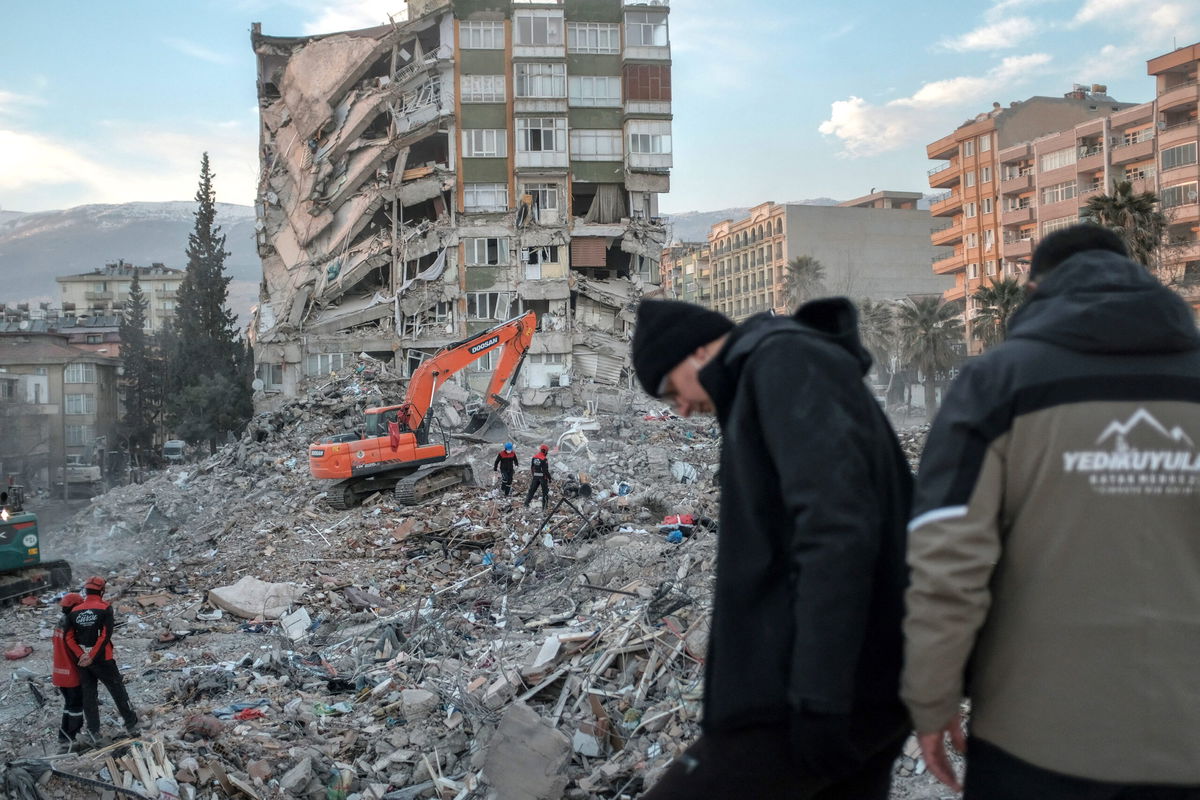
xmin=1009 ymin=250 xmax=1200 ymax=354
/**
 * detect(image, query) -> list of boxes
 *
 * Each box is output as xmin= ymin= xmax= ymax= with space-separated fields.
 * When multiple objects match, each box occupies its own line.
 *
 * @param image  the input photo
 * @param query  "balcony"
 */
xmin=927 ymin=132 xmax=959 ymax=161
xmin=84 ymin=291 xmax=113 ymax=301
xmin=932 ymin=252 xmax=966 ymax=275
xmin=928 ymin=161 xmax=960 ymax=189
xmin=1003 ymin=236 xmax=1034 ymax=260
xmin=931 ymin=224 xmax=962 ymax=247
xmin=1077 ymin=144 xmax=1104 ymax=171
xmin=930 ymin=191 xmax=961 ymax=217
xmin=1159 ymin=118 xmax=1200 ymax=145
xmin=1111 ymin=135 xmax=1155 ymax=164
xmin=1002 ymin=205 xmax=1033 ymax=226
xmin=1168 ymin=201 xmax=1200 ymax=224
xmin=1158 ymin=80 xmax=1200 ymax=111
xmin=1000 ymin=170 xmax=1032 ymax=194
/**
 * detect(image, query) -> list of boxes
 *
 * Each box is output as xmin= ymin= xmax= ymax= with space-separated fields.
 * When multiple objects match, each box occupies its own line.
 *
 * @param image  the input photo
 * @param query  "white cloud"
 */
xmin=0 ymin=89 xmax=46 ymax=118
xmin=819 ymin=54 xmax=1051 ymax=157
xmin=300 ymin=1 xmax=407 ymax=35
xmin=938 ymin=16 xmax=1036 ymax=52
xmin=163 ymin=37 xmax=234 ymax=65
xmin=1069 ymin=2 xmax=1199 ymax=79
xmin=1072 ymin=0 xmax=1138 ymax=26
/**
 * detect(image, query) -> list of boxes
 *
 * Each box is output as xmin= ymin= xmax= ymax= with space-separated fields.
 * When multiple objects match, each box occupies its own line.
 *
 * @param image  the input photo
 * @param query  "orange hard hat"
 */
xmin=60 ymin=592 xmax=84 ymax=609
xmin=83 ymin=576 xmax=107 ymax=592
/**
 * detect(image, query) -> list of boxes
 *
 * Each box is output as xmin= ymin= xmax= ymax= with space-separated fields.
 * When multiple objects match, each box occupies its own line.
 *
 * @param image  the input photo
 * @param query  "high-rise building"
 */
xmin=707 ymin=192 xmax=952 ymax=322
xmin=249 ymin=0 xmax=672 ymax=403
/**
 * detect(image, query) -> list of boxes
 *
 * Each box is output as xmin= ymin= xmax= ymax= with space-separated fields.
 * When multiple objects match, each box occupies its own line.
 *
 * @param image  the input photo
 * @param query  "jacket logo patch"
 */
xmin=1063 ymin=408 xmax=1200 ymax=496
xmin=73 ymin=610 xmax=98 ymax=626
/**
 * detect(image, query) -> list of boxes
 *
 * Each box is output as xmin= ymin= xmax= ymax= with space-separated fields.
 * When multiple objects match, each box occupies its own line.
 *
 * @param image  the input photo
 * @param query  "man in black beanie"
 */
xmin=632 ymin=299 xmax=913 ymax=799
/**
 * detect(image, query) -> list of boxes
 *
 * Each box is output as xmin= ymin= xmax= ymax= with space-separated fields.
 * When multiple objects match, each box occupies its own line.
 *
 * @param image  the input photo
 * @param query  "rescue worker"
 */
xmin=493 ymin=442 xmax=517 ymax=496
xmin=524 ymin=444 xmax=551 ymax=510
xmin=66 ymin=576 xmax=139 ymax=741
xmin=52 ymin=592 xmax=85 ymax=752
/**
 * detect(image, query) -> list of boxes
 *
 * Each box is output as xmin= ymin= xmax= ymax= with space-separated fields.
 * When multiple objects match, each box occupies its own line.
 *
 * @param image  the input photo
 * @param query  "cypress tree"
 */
xmin=117 ymin=270 xmax=159 ymax=455
xmin=165 ymin=153 xmax=251 ymax=450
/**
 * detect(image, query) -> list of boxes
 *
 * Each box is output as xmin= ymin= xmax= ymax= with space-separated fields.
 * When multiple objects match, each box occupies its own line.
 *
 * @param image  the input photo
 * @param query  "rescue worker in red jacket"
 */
xmin=493 ymin=442 xmax=517 ymax=496
xmin=66 ymin=576 xmax=139 ymax=740
xmin=524 ymin=444 xmax=552 ymax=510
xmin=52 ymin=592 xmax=85 ymax=751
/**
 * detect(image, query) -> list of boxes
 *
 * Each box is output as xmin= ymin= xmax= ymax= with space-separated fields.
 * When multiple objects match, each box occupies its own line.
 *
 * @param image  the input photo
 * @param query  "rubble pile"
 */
xmin=0 ymin=372 xmax=938 ymax=799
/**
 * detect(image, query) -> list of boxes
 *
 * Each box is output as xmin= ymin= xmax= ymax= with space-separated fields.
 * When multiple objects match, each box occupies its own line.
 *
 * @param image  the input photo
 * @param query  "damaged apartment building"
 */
xmin=249 ymin=0 xmax=672 ymax=407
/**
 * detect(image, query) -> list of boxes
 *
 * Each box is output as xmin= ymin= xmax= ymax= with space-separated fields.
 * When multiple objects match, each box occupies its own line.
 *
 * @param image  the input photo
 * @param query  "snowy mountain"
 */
xmin=664 ymin=198 xmax=841 ymax=243
xmin=0 ymin=202 xmax=260 ymax=321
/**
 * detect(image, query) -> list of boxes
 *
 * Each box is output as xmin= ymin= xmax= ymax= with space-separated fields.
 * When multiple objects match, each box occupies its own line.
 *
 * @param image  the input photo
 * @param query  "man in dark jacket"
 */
xmin=493 ymin=442 xmax=517 ymax=496
xmin=631 ymin=299 xmax=912 ymax=799
xmin=905 ymin=225 xmax=1200 ymax=797
xmin=66 ymin=576 xmax=139 ymax=741
xmin=523 ymin=444 xmax=551 ymax=510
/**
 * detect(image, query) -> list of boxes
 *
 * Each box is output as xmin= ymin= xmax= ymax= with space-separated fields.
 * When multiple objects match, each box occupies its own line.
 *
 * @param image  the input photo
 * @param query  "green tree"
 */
xmin=165 ymin=153 xmax=251 ymax=450
xmin=1083 ymin=179 xmax=1168 ymax=269
xmin=783 ymin=255 xmax=826 ymax=309
xmin=117 ymin=271 xmax=160 ymax=454
xmin=970 ymin=277 xmax=1026 ymax=350
xmin=856 ymin=298 xmax=900 ymax=401
xmin=897 ymin=296 xmax=964 ymax=420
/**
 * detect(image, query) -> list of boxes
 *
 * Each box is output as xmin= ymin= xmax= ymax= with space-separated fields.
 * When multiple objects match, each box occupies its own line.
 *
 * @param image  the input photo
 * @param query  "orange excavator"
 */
xmin=309 ymin=311 xmax=537 ymax=508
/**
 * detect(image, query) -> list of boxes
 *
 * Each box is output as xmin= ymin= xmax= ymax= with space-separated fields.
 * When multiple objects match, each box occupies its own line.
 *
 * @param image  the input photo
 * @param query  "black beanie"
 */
xmin=631 ymin=300 xmax=734 ymax=397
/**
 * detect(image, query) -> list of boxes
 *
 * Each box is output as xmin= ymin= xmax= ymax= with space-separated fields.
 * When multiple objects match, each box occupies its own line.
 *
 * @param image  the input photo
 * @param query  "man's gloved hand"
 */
xmin=790 ymin=711 xmax=862 ymax=780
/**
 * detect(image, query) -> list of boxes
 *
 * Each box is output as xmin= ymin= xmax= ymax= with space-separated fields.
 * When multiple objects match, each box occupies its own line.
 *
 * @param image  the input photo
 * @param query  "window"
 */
xmin=465 ymin=237 xmax=509 ymax=266
xmin=982 ymin=197 xmax=993 ymax=214
xmin=469 ymin=350 xmax=497 ymax=372
xmin=1126 ymin=165 xmax=1155 ymax=181
xmin=517 ymin=117 xmax=567 ymax=152
xmin=1040 ymin=146 xmax=1076 ymax=172
xmin=256 ymin=362 xmax=283 ymax=389
xmin=529 ymin=353 xmax=565 ymax=365
xmin=967 ymin=232 xmax=978 ymax=249
xmin=522 ymin=245 xmax=560 ymax=279
xmin=967 ymin=263 xmax=979 ymax=279
xmin=85 ymin=334 xmax=102 ymax=344
xmin=568 ymin=75 xmax=621 ymax=107
xmin=464 ymin=183 xmax=509 ymax=212
xmin=0 ymin=379 xmax=13 ymax=401
xmin=514 ymin=12 xmax=564 ymax=46
xmin=64 ymin=362 xmax=96 ymax=383
xmin=1162 ymin=143 xmax=1198 ymax=171
xmin=984 ymin=229 xmax=995 ymax=251
xmin=986 ymin=260 xmax=997 ymax=276
xmin=630 ymin=130 xmax=672 ymax=154
xmin=625 ymin=11 xmax=668 ymax=46
xmin=461 ymin=129 xmax=507 ymax=158
xmin=1161 ymin=182 xmax=1198 ymax=209
xmin=523 ymin=183 xmax=559 ymax=213
xmin=65 ymin=394 xmax=95 ymax=415
xmin=964 ymin=140 xmax=975 ymax=157
xmin=461 ymin=75 xmax=505 ymax=103
xmin=461 ymin=21 xmax=504 ymax=49
xmin=568 ymin=22 xmax=619 ymax=54
xmin=304 ymin=353 xmax=350 ymax=376
xmin=1043 ymin=216 xmax=1076 ymax=235
xmin=65 ymin=424 xmax=93 ymax=447
xmin=965 ymin=171 xmax=976 ymax=187
xmin=1121 ymin=127 xmax=1154 ymax=146
xmin=980 ymin=166 xmax=992 ymax=183
xmin=965 ymin=202 xmax=977 ymax=218
xmin=466 ymin=292 xmax=510 ymax=320
xmin=979 ymin=134 xmax=992 ymax=152
xmin=514 ymin=63 xmax=566 ymax=98
xmin=1042 ymin=180 xmax=1077 ymax=205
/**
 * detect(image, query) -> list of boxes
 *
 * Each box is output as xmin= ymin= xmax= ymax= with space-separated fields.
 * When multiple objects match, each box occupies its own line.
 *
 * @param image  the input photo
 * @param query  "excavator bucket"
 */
xmin=462 ymin=408 xmax=498 ymax=436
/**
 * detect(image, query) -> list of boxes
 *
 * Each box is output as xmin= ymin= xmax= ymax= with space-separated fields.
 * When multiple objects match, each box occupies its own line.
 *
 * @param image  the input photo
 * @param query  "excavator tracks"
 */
xmin=0 ymin=560 xmax=73 ymax=606
xmin=395 ymin=464 xmax=475 ymax=505
xmin=326 ymin=481 xmax=359 ymax=511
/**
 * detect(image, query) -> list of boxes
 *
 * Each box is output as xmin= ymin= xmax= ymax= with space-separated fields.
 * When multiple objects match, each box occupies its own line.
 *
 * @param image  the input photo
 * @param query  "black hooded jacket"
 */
xmin=696 ymin=298 xmax=912 ymax=741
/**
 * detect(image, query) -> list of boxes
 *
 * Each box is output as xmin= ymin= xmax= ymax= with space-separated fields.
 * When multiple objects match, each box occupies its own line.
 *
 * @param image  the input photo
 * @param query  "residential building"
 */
xmin=56 ymin=260 xmax=184 ymax=334
xmin=925 ymin=89 xmax=1136 ymax=307
xmin=708 ymin=192 xmax=952 ymax=322
xmin=0 ymin=332 xmax=121 ymax=491
xmin=249 ymin=0 xmax=672 ymax=404
xmin=660 ymin=241 xmax=710 ymax=305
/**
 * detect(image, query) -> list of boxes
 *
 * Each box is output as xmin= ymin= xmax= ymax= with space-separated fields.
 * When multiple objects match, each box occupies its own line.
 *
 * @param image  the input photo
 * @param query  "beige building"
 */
xmin=249 ymin=0 xmax=672 ymax=403
xmin=660 ymin=241 xmax=711 ymax=306
xmin=56 ymin=260 xmax=184 ymax=334
xmin=708 ymin=192 xmax=952 ymax=322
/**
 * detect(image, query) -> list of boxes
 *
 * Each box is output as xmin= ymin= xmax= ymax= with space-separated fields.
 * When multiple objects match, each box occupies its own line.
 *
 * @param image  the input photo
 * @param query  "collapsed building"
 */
xmin=249 ymin=0 xmax=673 ymax=410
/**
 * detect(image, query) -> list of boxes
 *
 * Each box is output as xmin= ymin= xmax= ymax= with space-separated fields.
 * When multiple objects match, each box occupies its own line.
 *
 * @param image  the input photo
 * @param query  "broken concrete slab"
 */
xmin=483 ymin=703 xmax=572 ymax=800
xmin=207 ymin=576 xmax=306 ymax=620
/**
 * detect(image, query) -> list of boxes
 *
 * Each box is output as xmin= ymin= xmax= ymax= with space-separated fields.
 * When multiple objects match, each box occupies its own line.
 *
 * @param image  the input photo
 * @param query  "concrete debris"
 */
xmin=0 ymin=364 xmax=937 ymax=798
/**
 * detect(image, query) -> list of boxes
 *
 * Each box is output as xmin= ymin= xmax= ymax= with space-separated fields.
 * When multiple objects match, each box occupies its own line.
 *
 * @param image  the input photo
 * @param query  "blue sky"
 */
xmin=1 ymin=0 xmax=1197 ymax=215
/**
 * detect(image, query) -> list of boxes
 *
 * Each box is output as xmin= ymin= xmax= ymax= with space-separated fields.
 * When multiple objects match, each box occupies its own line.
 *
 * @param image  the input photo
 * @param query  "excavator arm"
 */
xmin=397 ymin=311 xmax=537 ymax=431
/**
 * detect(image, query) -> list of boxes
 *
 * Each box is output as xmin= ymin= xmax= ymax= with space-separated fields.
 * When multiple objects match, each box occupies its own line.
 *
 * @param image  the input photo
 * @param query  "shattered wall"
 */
xmin=250 ymin=0 xmax=671 ymax=409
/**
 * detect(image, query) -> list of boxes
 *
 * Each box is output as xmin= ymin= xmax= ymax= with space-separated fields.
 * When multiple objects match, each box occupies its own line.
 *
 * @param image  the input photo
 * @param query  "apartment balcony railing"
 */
xmin=1002 ymin=205 xmax=1033 ymax=226
xmin=930 ymin=191 xmax=961 ymax=217
xmin=1111 ymin=135 xmax=1155 ymax=164
xmin=84 ymin=291 xmax=113 ymax=301
xmin=1158 ymin=79 xmax=1200 ymax=111
xmin=928 ymin=161 xmax=954 ymax=177
xmin=931 ymin=224 xmax=962 ymax=247
xmin=932 ymin=252 xmax=966 ymax=275
xmin=1003 ymin=236 xmax=1034 ymax=259
xmin=1000 ymin=170 xmax=1033 ymax=195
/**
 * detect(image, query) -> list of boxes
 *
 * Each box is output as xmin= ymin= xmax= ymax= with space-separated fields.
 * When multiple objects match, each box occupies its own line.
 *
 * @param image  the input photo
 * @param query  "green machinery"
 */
xmin=0 ymin=486 xmax=71 ymax=603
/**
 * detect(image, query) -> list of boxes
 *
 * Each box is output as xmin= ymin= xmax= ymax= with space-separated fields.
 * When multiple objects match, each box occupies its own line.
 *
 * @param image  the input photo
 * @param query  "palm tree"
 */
xmin=1083 ymin=180 xmax=1168 ymax=270
xmin=856 ymin=298 xmax=899 ymax=401
xmin=897 ymin=296 xmax=964 ymax=420
xmin=971 ymin=277 xmax=1026 ymax=350
xmin=784 ymin=256 xmax=826 ymax=309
